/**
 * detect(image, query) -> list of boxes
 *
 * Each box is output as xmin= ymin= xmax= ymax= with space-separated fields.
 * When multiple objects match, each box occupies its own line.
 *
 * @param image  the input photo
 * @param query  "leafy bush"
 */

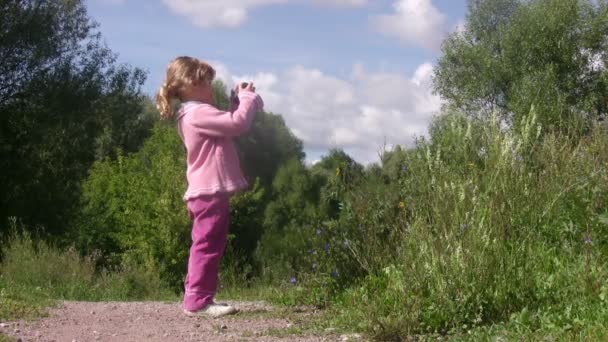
xmin=75 ymin=123 xmax=190 ymax=289
xmin=326 ymin=112 xmax=608 ymax=338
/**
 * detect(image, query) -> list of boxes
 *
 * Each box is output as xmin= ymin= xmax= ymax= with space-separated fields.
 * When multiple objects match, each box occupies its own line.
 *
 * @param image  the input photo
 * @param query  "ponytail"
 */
xmin=156 ymin=83 xmax=174 ymax=119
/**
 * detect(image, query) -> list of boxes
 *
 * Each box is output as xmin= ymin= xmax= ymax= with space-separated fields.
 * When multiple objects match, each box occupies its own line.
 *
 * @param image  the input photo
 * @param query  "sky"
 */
xmin=87 ymin=0 xmax=469 ymax=164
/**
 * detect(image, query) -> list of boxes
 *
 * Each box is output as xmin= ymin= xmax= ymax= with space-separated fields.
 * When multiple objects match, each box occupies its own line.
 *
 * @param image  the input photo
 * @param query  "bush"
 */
xmin=326 ymin=112 xmax=608 ymax=338
xmin=74 ymin=123 xmax=190 ymax=289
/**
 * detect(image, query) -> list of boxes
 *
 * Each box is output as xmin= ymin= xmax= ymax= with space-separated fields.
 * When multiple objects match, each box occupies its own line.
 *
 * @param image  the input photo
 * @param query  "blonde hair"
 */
xmin=155 ymin=56 xmax=216 ymax=119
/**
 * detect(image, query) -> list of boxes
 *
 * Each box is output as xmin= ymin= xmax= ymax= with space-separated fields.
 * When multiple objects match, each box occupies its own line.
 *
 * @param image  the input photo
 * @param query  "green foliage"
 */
xmin=76 ymin=123 xmax=190 ymax=288
xmin=237 ymin=112 xmax=305 ymax=188
xmin=0 ymin=0 xmax=152 ymax=239
xmin=255 ymin=159 xmax=324 ymax=282
xmin=0 ymin=230 xmax=173 ymax=321
xmin=0 ymin=333 xmax=14 ymax=342
xmin=327 ymin=114 xmax=608 ymax=338
xmin=222 ymin=179 xmax=266 ymax=284
xmin=434 ymin=0 xmax=608 ymax=133
xmin=312 ymin=149 xmax=365 ymax=218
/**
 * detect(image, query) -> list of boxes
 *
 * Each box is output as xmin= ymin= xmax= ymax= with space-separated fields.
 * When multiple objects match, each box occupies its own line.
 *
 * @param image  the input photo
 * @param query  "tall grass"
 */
xmin=300 ymin=112 xmax=608 ymax=339
xmin=0 ymin=231 xmax=175 ymax=320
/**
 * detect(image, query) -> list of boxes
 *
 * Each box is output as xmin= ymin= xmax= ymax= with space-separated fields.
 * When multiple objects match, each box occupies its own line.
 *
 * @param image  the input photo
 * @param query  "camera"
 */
xmin=234 ymin=82 xmax=249 ymax=95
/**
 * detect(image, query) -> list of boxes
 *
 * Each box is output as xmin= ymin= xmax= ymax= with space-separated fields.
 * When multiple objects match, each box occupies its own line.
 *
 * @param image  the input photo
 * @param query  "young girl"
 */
xmin=155 ymin=56 xmax=263 ymax=318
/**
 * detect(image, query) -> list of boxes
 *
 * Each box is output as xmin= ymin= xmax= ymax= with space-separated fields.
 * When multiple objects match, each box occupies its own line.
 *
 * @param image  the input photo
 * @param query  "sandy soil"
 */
xmin=1 ymin=300 xmax=365 ymax=342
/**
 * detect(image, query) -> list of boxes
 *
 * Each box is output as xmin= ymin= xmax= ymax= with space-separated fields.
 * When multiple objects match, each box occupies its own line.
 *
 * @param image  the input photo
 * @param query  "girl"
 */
xmin=156 ymin=56 xmax=263 ymax=318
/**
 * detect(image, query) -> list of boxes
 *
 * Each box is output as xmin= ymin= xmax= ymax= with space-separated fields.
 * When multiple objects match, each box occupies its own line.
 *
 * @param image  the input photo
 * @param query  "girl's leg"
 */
xmin=183 ymin=193 xmax=230 ymax=312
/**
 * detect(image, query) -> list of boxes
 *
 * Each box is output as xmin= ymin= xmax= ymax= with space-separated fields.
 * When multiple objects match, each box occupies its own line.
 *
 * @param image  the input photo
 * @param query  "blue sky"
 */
xmin=87 ymin=0 xmax=468 ymax=163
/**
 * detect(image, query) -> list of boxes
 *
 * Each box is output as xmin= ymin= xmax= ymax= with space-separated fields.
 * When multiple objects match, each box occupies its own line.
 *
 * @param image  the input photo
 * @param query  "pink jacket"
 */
xmin=176 ymin=90 xmax=264 ymax=201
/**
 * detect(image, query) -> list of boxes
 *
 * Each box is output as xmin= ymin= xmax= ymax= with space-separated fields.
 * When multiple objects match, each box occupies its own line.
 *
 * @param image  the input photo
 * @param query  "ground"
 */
xmin=0 ymin=301 xmax=364 ymax=342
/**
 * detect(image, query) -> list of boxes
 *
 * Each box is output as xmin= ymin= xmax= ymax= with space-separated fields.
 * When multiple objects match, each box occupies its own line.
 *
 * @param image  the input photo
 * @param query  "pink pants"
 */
xmin=183 ymin=193 xmax=230 ymax=312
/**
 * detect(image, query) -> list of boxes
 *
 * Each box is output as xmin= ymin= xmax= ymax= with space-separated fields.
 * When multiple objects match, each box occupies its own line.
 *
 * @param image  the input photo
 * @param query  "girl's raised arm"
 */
xmin=184 ymin=90 xmax=263 ymax=137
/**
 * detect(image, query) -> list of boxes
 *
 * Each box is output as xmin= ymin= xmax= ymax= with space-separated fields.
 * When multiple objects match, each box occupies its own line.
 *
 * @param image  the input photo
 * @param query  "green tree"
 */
xmin=0 ymin=0 xmax=151 ymax=238
xmin=256 ymin=158 xmax=324 ymax=280
xmin=311 ymin=149 xmax=364 ymax=217
xmin=312 ymin=148 xmax=363 ymax=180
xmin=379 ymin=145 xmax=410 ymax=182
xmin=263 ymin=159 xmax=323 ymax=234
xmin=434 ymin=0 xmax=608 ymax=132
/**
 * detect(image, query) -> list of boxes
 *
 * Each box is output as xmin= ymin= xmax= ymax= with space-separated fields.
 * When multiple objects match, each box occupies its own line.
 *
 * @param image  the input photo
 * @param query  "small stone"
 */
xmin=340 ymin=333 xmax=362 ymax=341
xmin=13 ymin=328 xmax=20 ymax=333
xmin=0 ymin=323 xmax=7 ymax=328
xmin=221 ymin=324 xmax=228 ymax=330
xmin=72 ymin=339 xmax=77 ymax=342
xmin=93 ymin=330 xmax=99 ymax=334
xmin=194 ymin=323 xmax=201 ymax=328
xmin=90 ymin=311 xmax=95 ymax=315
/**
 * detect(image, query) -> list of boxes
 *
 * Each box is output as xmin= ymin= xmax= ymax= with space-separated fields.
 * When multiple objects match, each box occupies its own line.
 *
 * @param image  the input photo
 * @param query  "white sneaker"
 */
xmin=183 ymin=303 xmax=238 ymax=318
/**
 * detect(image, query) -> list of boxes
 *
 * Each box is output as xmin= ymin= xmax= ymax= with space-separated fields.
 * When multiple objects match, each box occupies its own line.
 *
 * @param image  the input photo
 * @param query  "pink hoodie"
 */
xmin=176 ymin=90 xmax=264 ymax=201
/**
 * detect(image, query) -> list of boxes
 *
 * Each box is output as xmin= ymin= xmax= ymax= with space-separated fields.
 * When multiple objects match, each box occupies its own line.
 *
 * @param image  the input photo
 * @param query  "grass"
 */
xmin=0 ymin=282 xmax=51 ymax=321
xmin=0 ymin=333 xmax=14 ymax=342
xmin=0 ymin=232 xmax=177 ymax=322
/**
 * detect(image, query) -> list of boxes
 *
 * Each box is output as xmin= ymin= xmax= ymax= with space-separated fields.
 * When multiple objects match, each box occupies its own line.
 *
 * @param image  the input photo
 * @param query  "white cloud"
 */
xmin=371 ymin=0 xmax=448 ymax=51
xmin=160 ymin=0 xmax=286 ymax=28
xmin=312 ymin=0 xmax=367 ymax=7
xmin=212 ymin=62 xmax=441 ymax=164
xmin=161 ymin=0 xmax=367 ymax=28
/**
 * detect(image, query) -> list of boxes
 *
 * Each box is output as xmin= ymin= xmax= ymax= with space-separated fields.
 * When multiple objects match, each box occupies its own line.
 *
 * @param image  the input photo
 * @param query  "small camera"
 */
xmin=235 ymin=82 xmax=249 ymax=94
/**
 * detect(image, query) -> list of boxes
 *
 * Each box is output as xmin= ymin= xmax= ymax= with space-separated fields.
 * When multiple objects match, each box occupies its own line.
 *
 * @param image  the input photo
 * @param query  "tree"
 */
xmin=434 ymin=0 xmax=608 ymax=132
xmin=379 ymin=145 xmax=409 ymax=182
xmin=0 ymin=0 xmax=150 ymax=238
xmin=255 ymin=158 xmax=324 ymax=280
xmin=263 ymin=159 xmax=323 ymax=234
xmin=311 ymin=149 xmax=364 ymax=219
xmin=312 ymin=148 xmax=364 ymax=182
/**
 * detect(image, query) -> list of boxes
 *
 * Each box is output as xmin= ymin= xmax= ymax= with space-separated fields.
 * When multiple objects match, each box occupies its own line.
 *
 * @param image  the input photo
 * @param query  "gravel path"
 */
xmin=1 ymin=301 xmax=363 ymax=341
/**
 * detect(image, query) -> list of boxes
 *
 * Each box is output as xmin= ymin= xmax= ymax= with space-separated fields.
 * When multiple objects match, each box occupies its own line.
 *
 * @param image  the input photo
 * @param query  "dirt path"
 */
xmin=1 ymin=301 xmax=363 ymax=341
